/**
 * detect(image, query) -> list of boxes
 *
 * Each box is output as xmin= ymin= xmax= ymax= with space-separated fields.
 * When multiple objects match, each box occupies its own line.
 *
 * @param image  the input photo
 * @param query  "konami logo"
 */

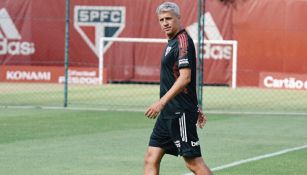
xmin=0 ymin=8 xmax=35 ymax=55
xmin=6 ymin=71 xmax=51 ymax=81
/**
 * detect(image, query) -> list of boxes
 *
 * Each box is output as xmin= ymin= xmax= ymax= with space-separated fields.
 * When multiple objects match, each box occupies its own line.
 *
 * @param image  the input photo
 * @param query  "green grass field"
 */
xmin=0 ymin=108 xmax=306 ymax=175
xmin=1 ymin=83 xmax=307 ymax=113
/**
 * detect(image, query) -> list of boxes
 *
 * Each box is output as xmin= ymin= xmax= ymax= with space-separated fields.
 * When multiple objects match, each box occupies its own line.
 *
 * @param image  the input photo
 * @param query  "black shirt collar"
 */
xmin=168 ymin=29 xmax=186 ymax=42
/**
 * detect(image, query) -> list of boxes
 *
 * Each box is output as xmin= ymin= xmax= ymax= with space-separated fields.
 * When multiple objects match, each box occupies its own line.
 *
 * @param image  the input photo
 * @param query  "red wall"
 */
xmin=1 ymin=0 xmax=306 ymax=87
xmin=233 ymin=0 xmax=307 ymax=86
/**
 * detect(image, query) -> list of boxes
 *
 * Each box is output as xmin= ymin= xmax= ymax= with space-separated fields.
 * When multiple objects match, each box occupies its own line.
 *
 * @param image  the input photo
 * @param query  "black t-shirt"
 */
xmin=160 ymin=29 xmax=198 ymax=118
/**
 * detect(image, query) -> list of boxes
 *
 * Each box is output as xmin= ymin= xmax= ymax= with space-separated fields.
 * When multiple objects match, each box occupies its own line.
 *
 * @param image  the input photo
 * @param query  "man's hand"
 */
xmin=145 ymin=100 xmax=165 ymax=119
xmin=197 ymin=109 xmax=207 ymax=129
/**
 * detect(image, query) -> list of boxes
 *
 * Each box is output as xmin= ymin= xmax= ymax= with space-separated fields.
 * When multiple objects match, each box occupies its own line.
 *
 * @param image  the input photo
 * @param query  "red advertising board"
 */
xmin=0 ymin=65 xmax=106 ymax=85
xmin=1 ymin=0 xmax=307 ymax=87
xmin=0 ymin=0 xmax=234 ymax=85
xmin=234 ymin=0 xmax=307 ymax=86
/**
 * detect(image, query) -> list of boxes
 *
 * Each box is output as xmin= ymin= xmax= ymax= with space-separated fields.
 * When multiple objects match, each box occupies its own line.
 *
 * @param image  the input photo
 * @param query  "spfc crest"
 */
xmin=74 ymin=6 xmax=126 ymax=58
xmin=165 ymin=46 xmax=172 ymax=56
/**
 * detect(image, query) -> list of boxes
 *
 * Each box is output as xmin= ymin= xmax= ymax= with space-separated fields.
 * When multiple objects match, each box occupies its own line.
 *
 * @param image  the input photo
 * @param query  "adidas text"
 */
xmin=0 ymin=39 xmax=35 ymax=55
xmin=203 ymin=43 xmax=231 ymax=60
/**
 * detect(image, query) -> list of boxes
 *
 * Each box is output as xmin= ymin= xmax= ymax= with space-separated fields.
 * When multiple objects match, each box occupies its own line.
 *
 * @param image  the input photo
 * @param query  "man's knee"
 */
xmin=144 ymin=152 xmax=159 ymax=165
xmin=184 ymin=157 xmax=213 ymax=175
xmin=144 ymin=147 xmax=164 ymax=166
xmin=185 ymin=158 xmax=198 ymax=171
xmin=185 ymin=163 xmax=194 ymax=173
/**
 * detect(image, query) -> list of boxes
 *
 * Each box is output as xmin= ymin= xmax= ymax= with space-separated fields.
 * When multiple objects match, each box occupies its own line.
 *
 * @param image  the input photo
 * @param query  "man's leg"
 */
xmin=144 ymin=146 xmax=165 ymax=175
xmin=183 ymin=156 xmax=213 ymax=175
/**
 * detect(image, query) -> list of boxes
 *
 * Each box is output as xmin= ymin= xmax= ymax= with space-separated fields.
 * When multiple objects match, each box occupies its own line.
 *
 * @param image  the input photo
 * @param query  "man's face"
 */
xmin=158 ymin=11 xmax=181 ymax=38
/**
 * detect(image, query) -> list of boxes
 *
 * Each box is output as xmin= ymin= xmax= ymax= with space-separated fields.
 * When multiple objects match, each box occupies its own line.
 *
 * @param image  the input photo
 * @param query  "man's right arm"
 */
xmin=144 ymin=68 xmax=191 ymax=119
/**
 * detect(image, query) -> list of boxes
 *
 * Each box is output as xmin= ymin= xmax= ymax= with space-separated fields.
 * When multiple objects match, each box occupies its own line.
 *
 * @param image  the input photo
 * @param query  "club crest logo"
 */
xmin=74 ymin=6 xmax=126 ymax=58
xmin=165 ymin=46 xmax=172 ymax=56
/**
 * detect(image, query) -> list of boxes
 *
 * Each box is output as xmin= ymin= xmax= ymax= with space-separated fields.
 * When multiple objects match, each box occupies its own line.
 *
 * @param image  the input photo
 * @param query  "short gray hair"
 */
xmin=156 ymin=2 xmax=180 ymax=17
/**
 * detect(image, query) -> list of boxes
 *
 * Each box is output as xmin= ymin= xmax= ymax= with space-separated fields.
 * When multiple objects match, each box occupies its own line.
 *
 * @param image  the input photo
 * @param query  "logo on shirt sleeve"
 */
xmin=178 ymin=58 xmax=189 ymax=66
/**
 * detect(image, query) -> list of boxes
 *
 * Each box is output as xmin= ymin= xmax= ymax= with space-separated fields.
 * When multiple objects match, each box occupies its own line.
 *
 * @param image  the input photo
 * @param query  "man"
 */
xmin=144 ymin=2 xmax=213 ymax=175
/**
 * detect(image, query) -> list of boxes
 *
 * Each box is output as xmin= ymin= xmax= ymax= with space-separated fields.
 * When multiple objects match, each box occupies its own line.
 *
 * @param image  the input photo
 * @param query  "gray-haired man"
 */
xmin=144 ymin=2 xmax=212 ymax=175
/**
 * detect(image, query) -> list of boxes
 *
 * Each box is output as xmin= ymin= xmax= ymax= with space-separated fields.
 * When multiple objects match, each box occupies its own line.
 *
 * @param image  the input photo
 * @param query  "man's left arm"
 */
xmin=197 ymin=108 xmax=207 ymax=129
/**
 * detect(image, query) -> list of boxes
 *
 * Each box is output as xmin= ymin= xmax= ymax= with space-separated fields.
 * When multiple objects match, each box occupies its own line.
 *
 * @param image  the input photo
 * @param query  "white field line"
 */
xmin=0 ymin=105 xmax=145 ymax=112
xmin=1 ymin=105 xmax=307 ymax=116
xmin=205 ymin=110 xmax=307 ymax=116
xmin=183 ymin=144 xmax=307 ymax=175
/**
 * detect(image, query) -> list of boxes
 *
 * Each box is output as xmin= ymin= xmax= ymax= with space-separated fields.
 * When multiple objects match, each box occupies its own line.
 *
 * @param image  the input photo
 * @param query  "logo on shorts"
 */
xmin=191 ymin=141 xmax=200 ymax=147
xmin=74 ymin=6 xmax=126 ymax=58
xmin=174 ymin=140 xmax=181 ymax=148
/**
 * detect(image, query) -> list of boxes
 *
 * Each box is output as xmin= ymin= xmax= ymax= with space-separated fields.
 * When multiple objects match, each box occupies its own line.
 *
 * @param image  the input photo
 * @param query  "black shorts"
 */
xmin=149 ymin=111 xmax=202 ymax=157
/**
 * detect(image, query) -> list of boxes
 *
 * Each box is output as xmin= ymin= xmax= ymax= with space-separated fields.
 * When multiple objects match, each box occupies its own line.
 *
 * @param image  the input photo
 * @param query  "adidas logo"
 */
xmin=186 ymin=12 xmax=232 ymax=60
xmin=0 ymin=8 xmax=35 ymax=55
xmin=186 ymin=12 xmax=223 ymax=41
